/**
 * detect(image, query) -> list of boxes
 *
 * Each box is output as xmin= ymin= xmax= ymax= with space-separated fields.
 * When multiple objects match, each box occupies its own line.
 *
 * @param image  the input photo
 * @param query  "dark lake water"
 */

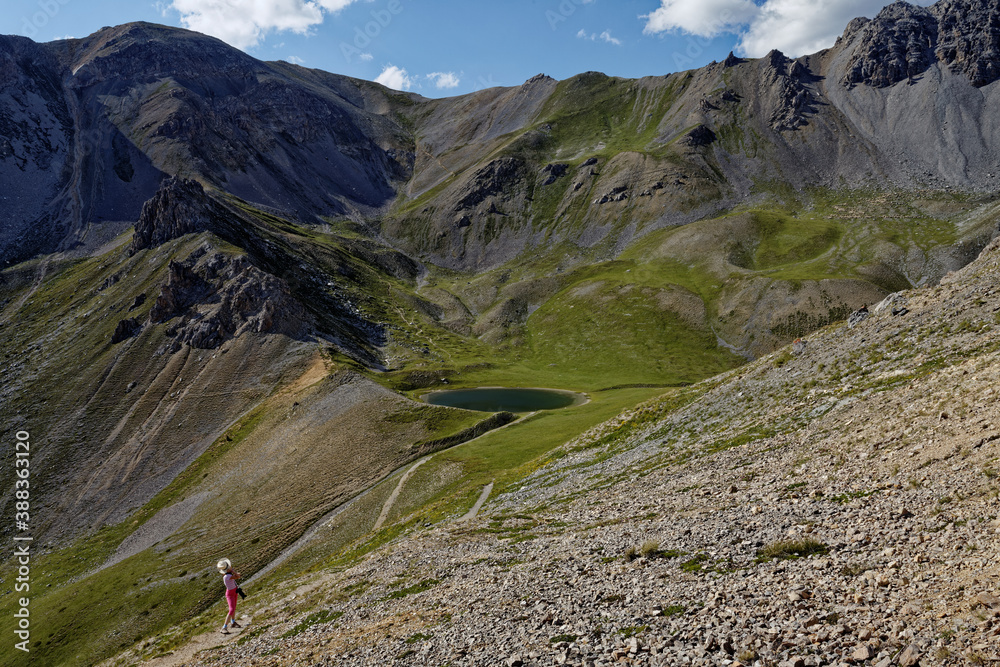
xmin=424 ymin=387 xmax=584 ymax=412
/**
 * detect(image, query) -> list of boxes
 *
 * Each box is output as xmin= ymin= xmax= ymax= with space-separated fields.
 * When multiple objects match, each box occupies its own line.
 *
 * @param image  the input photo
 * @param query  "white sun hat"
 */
xmin=217 ymin=558 xmax=232 ymax=573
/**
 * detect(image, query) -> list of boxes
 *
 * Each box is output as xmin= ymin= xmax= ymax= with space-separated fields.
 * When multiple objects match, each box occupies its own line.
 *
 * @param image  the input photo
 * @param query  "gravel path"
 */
xmin=373 ymin=456 xmax=433 ymax=532
xmin=460 ymin=482 xmax=495 ymax=522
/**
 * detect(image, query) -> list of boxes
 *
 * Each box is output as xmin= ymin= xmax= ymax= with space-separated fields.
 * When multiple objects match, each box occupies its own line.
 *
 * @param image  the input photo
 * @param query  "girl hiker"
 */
xmin=217 ymin=558 xmax=242 ymax=633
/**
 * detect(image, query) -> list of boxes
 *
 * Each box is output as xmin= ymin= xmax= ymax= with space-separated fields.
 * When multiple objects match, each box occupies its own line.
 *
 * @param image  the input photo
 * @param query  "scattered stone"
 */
xmin=848 ymin=306 xmax=870 ymax=328
xmin=976 ymin=592 xmax=1000 ymax=608
xmin=897 ymin=644 xmax=921 ymax=667
xmin=853 ymin=644 xmax=876 ymax=661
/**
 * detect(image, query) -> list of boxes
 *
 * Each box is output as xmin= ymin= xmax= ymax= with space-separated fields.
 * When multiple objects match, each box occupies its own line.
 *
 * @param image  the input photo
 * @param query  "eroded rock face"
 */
xmin=761 ymin=50 xmax=814 ymax=132
xmin=129 ymin=177 xmax=213 ymax=255
xmin=842 ymin=0 xmax=1000 ymax=88
xmin=110 ymin=317 xmax=142 ymax=343
xmin=455 ymin=158 xmax=527 ymax=211
xmin=150 ymin=251 xmax=310 ymax=351
xmin=842 ymin=3 xmax=938 ymax=88
xmin=935 ymin=0 xmax=1000 ymax=87
xmin=149 ymin=259 xmax=208 ymax=323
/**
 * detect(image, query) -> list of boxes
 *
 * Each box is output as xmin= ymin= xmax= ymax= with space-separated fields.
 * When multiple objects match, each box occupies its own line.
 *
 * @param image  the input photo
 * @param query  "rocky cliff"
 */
xmin=147 ymin=250 xmax=310 ymax=351
xmin=129 ymin=177 xmax=214 ymax=254
xmin=841 ymin=0 xmax=1000 ymax=88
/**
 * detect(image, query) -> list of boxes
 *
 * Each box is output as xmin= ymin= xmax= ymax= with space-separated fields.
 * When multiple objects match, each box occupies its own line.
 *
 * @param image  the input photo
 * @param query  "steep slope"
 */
xmin=152 ymin=208 xmax=1000 ymax=667
xmin=3 ymin=5 xmax=999 ymax=363
xmin=0 ymin=22 xmax=415 ymax=268
xmin=0 ymin=32 xmax=161 ymax=265
xmin=0 ymin=226 xmax=496 ymax=666
xmin=382 ymin=0 xmax=1000 ymax=276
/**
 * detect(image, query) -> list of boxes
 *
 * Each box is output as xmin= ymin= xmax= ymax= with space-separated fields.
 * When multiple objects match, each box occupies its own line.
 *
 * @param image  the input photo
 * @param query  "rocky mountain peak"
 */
xmin=524 ymin=73 xmax=554 ymax=85
xmin=842 ymin=2 xmax=938 ymax=88
xmin=723 ymin=51 xmax=745 ymax=68
xmin=934 ymin=0 xmax=1000 ymax=86
xmin=67 ymin=21 xmax=261 ymax=89
xmin=837 ymin=16 xmax=872 ymax=46
xmin=841 ymin=0 xmax=1000 ymax=88
xmin=757 ymin=49 xmax=814 ymax=131
xmin=762 ymin=49 xmax=791 ymax=69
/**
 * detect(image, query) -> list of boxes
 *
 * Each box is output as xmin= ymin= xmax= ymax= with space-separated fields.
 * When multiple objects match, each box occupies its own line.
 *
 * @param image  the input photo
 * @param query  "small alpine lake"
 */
xmin=423 ymin=387 xmax=588 ymax=413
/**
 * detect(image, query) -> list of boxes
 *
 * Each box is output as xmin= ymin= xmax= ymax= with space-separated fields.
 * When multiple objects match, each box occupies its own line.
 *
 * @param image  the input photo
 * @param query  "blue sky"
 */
xmin=3 ymin=0 xmax=932 ymax=97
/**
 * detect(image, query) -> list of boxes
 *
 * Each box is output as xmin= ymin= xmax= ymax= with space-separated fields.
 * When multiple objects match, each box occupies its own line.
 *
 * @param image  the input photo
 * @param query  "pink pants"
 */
xmin=226 ymin=587 xmax=238 ymax=614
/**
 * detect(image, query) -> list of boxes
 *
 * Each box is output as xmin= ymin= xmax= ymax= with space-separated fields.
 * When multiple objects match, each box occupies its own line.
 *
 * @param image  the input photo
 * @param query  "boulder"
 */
xmin=684 ymin=124 xmax=717 ymax=147
xmin=111 ymin=317 xmax=142 ymax=343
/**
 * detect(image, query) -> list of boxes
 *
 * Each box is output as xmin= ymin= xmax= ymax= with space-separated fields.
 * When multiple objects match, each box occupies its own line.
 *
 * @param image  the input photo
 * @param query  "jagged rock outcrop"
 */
xmin=150 ymin=251 xmax=310 ymax=350
xmin=683 ymin=124 xmax=717 ymax=147
xmin=110 ymin=317 xmax=142 ymax=343
xmin=760 ymin=50 xmax=814 ymax=131
xmin=129 ymin=177 xmax=213 ymax=255
xmin=521 ymin=73 xmax=555 ymax=90
xmin=455 ymin=157 xmax=527 ymax=211
xmin=541 ymin=163 xmax=569 ymax=185
xmin=842 ymin=3 xmax=939 ymax=88
xmin=127 ymin=293 xmax=146 ymax=311
xmin=149 ymin=259 xmax=209 ymax=323
xmin=842 ymin=0 xmax=1000 ymax=88
xmin=935 ymin=0 xmax=1000 ymax=86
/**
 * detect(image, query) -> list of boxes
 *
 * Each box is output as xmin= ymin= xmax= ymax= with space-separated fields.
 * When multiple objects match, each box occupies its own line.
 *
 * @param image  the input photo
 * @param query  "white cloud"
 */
xmin=577 ymin=28 xmax=623 ymax=46
xmin=375 ymin=64 xmax=414 ymax=91
xmin=641 ymin=0 xmax=758 ymax=38
xmin=427 ymin=72 xmax=461 ymax=89
xmin=285 ymin=55 xmax=305 ymax=64
xmin=359 ymin=52 xmax=374 ymax=61
xmin=170 ymin=0 xmax=358 ymax=49
xmin=641 ymin=0 xmax=936 ymax=57
xmin=600 ymin=30 xmax=622 ymax=46
xmin=739 ymin=0 xmax=937 ymax=56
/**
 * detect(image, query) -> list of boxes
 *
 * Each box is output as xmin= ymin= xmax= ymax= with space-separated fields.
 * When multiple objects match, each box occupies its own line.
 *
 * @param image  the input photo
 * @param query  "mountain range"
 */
xmin=1 ymin=0 xmax=1000 ymax=664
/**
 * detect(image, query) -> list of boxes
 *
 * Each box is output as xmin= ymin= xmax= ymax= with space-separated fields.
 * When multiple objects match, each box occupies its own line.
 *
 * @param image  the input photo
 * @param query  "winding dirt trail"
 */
xmin=460 ymin=481 xmax=494 ymax=521
xmin=142 ymin=620 xmax=252 ymax=667
xmin=135 ymin=408 xmax=528 ymax=666
xmin=372 ymin=455 xmax=433 ymax=531
xmin=3 ymin=256 xmax=52 ymax=322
